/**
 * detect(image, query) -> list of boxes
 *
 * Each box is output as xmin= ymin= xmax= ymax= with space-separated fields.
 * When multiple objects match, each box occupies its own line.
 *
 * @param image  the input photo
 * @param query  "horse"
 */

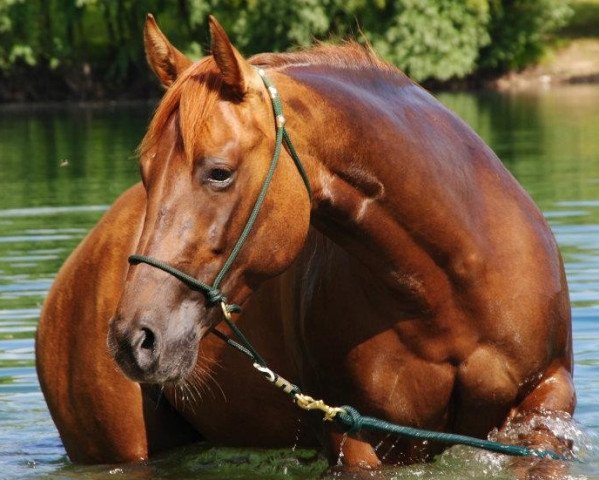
xmin=36 ymin=14 xmax=575 ymax=473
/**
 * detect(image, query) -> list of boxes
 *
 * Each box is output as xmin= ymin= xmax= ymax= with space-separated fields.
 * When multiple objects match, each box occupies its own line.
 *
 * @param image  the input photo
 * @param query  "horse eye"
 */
xmin=207 ymin=168 xmax=232 ymax=183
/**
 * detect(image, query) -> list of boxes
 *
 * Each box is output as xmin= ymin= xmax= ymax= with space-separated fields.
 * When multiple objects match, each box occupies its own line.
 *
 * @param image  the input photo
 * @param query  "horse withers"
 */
xmin=36 ymin=14 xmax=575 ymax=472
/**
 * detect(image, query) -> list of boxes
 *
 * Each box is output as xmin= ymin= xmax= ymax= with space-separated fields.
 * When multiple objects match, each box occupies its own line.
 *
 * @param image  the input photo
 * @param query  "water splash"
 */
xmin=374 ymin=434 xmax=392 ymax=455
xmin=380 ymin=436 xmax=401 ymax=462
xmin=488 ymin=411 xmax=596 ymax=461
xmin=292 ymin=416 xmax=302 ymax=453
xmin=428 ymin=411 xmax=597 ymax=480
xmin=336 ymin=433 xmax=349 ymax=467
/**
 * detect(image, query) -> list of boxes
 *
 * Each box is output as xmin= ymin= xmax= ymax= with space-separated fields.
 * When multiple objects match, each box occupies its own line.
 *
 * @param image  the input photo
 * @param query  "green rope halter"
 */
xmin=129 ymin=68 xmax=311 ymax=316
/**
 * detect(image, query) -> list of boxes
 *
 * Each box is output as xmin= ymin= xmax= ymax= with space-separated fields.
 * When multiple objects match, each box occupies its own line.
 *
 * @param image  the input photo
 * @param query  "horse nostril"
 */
xmin=130 ymin=325 xmax=160 ymax=373
xmin=140 ymin=327 xmax=155 ymax=350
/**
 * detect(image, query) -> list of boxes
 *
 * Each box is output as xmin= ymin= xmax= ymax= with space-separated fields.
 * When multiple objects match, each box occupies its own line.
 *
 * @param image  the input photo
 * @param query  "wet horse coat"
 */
xmin=36 ymin=15 xmax=574 ymax=470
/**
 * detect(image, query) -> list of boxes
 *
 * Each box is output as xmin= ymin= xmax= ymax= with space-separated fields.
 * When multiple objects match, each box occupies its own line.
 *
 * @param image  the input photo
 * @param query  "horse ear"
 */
xmin=209 ymin=15 xmax=259 ymax=96
xmin=144 ymin=13 xmax=192 ymax=88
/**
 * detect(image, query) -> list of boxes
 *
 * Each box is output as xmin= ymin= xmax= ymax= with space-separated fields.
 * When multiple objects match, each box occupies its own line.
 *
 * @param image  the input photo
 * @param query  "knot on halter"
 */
xmin=205 ymin=288 xmax=242 ymax=313
xmin=206 ymin=288 xmax=226 ymax=305
xmin=336 ymin=406 xmax=364 ymax=434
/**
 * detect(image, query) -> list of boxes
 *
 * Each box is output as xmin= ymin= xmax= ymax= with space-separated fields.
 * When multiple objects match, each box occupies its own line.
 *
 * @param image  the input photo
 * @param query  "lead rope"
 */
xmin=128 ymin=69 xmax=570 ymax=462
xmin=209 ymin=303 xmax=569 ymax=461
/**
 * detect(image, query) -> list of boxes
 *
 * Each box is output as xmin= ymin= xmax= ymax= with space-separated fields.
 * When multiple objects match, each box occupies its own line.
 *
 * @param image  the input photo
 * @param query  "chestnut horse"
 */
xmin=36 ymin=15 xmax=575 ymax=471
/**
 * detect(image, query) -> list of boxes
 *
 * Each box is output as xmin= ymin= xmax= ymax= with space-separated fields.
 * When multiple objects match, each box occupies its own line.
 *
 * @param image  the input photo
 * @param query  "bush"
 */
xmin=0 ymin=0 xmax=577 ymax=99
xmin=196 ymin=0 xmax=491 ymax=83
xmin=478 ymin=0 xmax=573 ymax=72
xmin=363 ymin=0 xmax=491 ymax=82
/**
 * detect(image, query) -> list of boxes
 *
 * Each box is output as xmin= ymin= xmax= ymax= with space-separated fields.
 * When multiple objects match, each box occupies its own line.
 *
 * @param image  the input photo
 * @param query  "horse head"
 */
xmin=108 ymin=15 xmax=311 ymax=384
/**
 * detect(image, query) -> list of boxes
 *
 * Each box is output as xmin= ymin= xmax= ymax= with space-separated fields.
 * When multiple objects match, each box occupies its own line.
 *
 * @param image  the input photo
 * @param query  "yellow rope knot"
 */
xmin=294 ymin=393 xmax=346 ymax=422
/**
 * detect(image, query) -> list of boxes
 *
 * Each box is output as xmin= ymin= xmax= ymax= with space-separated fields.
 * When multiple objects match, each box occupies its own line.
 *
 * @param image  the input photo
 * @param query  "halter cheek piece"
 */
xmin=126 ymin=70 xmax=567 ymax=461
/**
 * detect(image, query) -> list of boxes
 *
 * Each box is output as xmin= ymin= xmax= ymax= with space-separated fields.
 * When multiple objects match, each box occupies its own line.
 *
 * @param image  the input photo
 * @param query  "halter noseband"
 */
xmin=129 ymin=68 xmax=311 ymax=320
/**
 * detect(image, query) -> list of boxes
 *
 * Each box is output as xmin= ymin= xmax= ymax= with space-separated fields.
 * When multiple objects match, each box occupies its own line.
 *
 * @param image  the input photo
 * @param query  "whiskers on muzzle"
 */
xmin=163 ymin=353 xmax=226 ymax=414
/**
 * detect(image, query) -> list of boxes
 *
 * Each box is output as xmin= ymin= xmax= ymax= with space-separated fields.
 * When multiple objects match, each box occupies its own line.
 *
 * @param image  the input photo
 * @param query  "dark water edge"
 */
xmin=0 ymin=99 xmax=158 ymax=112
xmin=2 ymin=63 xmax=579 ymax=104
xmin=0 ymin=65 xmax=163 ymax=103
xmin=1 ymin=86 xmax=599 ymax=479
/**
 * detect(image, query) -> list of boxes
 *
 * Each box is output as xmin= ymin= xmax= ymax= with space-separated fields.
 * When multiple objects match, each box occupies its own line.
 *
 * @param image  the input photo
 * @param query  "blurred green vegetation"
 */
xmin=559 ymin=0 xmax=599 ymax=37
xmin=479 ymin=0 xmax=573 ymax=72
xmin=0 ymin=0 xmax=574 ymax=100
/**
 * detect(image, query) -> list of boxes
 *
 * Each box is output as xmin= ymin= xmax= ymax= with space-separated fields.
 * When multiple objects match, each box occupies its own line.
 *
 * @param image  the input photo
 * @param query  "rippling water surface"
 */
xmin=1 ymin=87 xmax=599 ymax=479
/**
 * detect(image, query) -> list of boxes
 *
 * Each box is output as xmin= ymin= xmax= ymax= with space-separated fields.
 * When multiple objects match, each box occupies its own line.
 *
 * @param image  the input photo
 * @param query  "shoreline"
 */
xmin=490 ymin=38 xmax=599 ymax=92
xmin=2 ymin=79 xmax=598 ymax=110
xmin=2 ymin=38 xmax=599 ymax=106
xmin=2 ymin=78 xmax=598 ymax=110
xmin=0 ymin=98 xmax=158 ymax=111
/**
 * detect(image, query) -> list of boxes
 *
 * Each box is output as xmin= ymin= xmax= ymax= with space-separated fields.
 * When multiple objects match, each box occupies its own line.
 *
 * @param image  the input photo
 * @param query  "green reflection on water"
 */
xmin=0 ymin=104 xmax=153 ymax=395
xmin=0 ymin=103 xmax=150 ymax=209
xmin=438 ymin=86 xmax=599 ymax=211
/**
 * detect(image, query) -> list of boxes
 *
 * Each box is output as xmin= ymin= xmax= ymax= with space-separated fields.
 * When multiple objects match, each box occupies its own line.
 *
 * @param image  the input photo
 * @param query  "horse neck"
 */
xmin=279 ymin=66 xmax=471 ymax=307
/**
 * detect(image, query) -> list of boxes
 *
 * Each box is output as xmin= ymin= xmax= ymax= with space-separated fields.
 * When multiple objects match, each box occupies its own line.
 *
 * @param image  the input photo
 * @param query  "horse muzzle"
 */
xmin=107 ymin=312 xmax=200 ymax=384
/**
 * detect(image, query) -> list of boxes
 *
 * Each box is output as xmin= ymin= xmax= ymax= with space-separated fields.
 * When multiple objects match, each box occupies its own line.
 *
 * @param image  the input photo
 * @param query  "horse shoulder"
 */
xmin=36 ymin=183 xmax=157 ymax=462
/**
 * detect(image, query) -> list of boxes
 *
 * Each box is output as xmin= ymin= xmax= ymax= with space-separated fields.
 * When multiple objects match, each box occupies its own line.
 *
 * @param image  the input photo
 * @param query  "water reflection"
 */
xmin=1 ymin=86 xmax=599 ymax=478
xmin=438 ymin=86 xmax=599 ymax=206
xmin=0 ymin=104 xmax=149 ymax=478
xmin=0 ymin=103 xmax=150 ymax=209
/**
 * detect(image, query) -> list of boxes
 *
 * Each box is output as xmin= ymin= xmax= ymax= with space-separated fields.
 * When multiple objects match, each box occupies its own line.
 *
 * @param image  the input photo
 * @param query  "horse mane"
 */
xmin=250 ymin=41 xmax=395 ymax=72
xmin=140 ymin=42 xmax=398 ymax=162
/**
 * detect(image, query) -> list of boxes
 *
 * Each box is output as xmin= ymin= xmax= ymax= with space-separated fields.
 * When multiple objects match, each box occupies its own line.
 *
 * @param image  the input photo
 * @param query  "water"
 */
xmin=1 ymin=85 xmax=599 ymax=479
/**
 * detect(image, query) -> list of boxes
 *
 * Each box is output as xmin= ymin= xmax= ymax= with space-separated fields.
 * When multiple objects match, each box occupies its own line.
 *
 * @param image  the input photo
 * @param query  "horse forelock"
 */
xmin=139 ymin=56 xmax=224 ymax=163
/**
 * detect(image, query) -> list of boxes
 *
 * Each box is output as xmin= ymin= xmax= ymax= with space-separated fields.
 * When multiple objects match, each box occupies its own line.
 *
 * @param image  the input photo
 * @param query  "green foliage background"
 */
xmin=0 ymin=0 xmax=572 ymax=100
